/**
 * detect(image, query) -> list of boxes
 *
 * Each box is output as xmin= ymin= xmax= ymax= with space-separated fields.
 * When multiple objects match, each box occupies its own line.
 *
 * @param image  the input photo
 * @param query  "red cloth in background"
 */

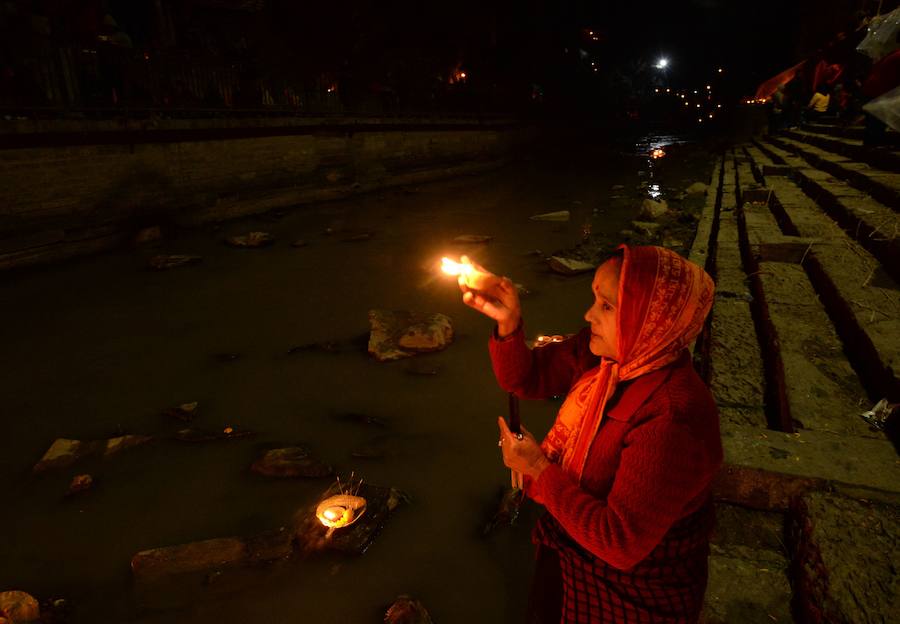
xmin=864 ymin=49 xmax=900 ymax=98
xmin=489 ymin=245 xmax=722 ymax=623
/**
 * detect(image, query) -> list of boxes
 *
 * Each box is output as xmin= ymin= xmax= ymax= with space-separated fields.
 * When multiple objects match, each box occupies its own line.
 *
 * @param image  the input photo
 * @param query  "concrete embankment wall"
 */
xmin=0 ymin=117 xmax=534 ymax=270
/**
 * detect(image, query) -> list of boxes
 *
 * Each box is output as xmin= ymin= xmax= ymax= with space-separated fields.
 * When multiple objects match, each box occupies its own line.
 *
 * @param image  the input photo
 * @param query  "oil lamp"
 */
xmin=316 ymin=494 xmax=367 ymax=535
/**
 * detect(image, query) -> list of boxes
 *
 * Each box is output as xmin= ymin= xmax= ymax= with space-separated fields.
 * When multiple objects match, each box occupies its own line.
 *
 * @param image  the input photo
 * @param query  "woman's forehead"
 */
xmin=592 ymin=260 xmax=620 ymax=302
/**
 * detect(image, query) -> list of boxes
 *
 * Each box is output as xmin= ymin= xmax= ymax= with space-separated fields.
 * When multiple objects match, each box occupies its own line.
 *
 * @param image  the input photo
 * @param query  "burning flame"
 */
xmin=315 ymin=494 xmax=367 ymax=530
xmin=441 ymin=257 xmax=474 ymax=277
xmin=650 ymin=148 xmax=666 ymax=159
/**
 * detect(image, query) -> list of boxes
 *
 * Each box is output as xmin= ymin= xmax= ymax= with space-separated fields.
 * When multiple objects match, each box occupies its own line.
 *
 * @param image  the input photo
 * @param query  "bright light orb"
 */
xmin=655 ymin=57 xmax=669 ymax=69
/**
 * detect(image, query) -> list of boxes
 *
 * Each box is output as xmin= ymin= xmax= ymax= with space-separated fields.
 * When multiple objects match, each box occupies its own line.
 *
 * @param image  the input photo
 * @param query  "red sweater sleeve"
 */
xmin=528 ymin=389 xmax=722 ymax=570
xmin=488 ymin=324 xmax=599 ymax=400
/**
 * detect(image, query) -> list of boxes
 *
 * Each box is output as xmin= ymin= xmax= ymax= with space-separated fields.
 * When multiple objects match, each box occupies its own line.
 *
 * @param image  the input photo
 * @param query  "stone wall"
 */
xmin=0 ymin=117 xmax=533 ymax=269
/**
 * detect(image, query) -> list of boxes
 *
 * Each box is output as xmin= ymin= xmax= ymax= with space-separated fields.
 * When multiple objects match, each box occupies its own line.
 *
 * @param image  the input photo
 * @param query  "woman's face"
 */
xmin=584 ymin=258 xmax=621 ymax=359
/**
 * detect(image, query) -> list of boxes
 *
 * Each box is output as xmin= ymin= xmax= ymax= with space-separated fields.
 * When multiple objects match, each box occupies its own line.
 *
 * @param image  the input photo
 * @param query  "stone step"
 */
xmin=789 ymin=491 xmax=900 ymax=623
xmin=708 ymin=155 xmax=768 ymax=430
xmin=767 ymin=134 xmax=900 ymax=212
xmin=753 ymin=138 xmax=900 ymax=285
xmin=781 ymin=128 xmax=900 ymax=174
xmin=702 ymin=504 xmax=794 ymax=624
xmin=802 ymin=122 xmax=900 ymax=147
xmin=743 ymin=144 xmax=900 ymax=410
xmin=803 ymin=122 xmax=866 ymax=142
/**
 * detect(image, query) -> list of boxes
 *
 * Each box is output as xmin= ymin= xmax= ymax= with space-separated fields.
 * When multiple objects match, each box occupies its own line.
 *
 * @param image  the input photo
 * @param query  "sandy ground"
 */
xmin=0 ymin=132 xmax=715 ymax=623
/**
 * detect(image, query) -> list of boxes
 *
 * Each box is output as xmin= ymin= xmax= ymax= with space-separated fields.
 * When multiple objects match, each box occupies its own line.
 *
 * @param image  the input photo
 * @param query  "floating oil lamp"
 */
xmin=650 ymin=148 xmax=666 ymax=159
xmin=316 ymin=494 xmax=367 ymax=536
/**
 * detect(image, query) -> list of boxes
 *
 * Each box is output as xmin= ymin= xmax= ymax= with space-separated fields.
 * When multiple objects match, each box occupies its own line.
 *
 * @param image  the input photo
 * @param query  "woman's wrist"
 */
xmin=497 ymin=316 xmax=521 ymax=339
xmin=529 ymin=456 xmax=550 ymax=480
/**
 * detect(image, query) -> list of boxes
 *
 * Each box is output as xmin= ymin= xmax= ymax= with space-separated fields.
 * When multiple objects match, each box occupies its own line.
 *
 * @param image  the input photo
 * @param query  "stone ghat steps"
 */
xmin=803 ymin=122 xmax=900 ymax=146
xmin=694 ymin=147 xmax=900 ymax=624
xmin=744 ymin=143 xmax=900 ymax=409
xmin=781 ymin=128 xmax=900 ymax=174
xmin=765 ymin=133 xmax=900 ymax=213
xmin=702 ymin=503 xmax=793 ymax=624
xmin=752 ymin=138 xmax=900 ymax=283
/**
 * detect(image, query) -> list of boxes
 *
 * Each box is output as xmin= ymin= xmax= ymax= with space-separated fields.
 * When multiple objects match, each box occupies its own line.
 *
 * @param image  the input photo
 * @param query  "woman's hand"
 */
xmin=457 ymin=255 xmax=522 ymax=337
xmin=497 ymin=417 xmax=550 ymax=480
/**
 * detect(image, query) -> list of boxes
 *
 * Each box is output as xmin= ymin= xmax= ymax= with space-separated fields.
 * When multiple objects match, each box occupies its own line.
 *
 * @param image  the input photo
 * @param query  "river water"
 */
xmin=0 ymin=131 xmax=713 ymax=622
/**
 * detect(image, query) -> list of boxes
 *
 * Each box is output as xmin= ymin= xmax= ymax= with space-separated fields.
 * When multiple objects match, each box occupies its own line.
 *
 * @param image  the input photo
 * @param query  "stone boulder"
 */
xmin=631 ymin=221 xmax=662 ymax=237
xmin=34 ymin=435 xmax=153 ymax=473
xmin=131 ymin=528 xmax=293 ymax=583
xmin=250 ymin=447 xmax=333 ymax=478
xmin=530 ymin=210 xmax=570 ymax=222
xmin=639 ymin=198 xmax=669 ymax=219
xmin=453 ymin=234 xmax=492 ymax=244
xmin=385 ymin=595 xmax=434 ymax=624
xmin=686 ymin=182 xmax=708 ymax=195
xmin=547 ymin=256 xmax=595 ymax=276
xmin=293 ymin=482 xmax=407 ymax=555
xmin=225 ymin=232 xmax=274 ymax=248
xmin=368 ymin=310 xmax=453 ymax=362
xmin=148 ymin=255 xmax=201 ymax=270
xmin=0 ymin=591 xmax=39 ymax=622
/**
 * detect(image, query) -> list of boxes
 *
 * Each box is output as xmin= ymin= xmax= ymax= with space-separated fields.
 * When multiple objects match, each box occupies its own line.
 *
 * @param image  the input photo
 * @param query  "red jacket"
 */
xmin=490 ymin=325 xmax=723 ymax=571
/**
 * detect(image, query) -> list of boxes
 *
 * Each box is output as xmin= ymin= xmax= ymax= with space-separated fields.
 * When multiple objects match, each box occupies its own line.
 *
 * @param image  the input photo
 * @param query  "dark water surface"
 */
xmin=0 ymin=133 xmax=714 ymax=622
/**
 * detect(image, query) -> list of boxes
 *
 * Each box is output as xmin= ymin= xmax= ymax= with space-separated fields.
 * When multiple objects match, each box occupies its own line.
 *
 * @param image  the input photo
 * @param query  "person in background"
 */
xmin=458 ymin=245 xmax=722 ymax=623
xmin=768 ymin=85 xmax=786 ymax=133
xmin=806 ymin=83 xmax=831 ymax=120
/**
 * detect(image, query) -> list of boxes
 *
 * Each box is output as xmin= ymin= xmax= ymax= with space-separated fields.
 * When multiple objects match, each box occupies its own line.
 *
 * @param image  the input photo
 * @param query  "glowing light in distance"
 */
xmin=651 ymin=148 xmax=666 ymax=159
xmin=655 ymin=57 xmax=669 ymax=69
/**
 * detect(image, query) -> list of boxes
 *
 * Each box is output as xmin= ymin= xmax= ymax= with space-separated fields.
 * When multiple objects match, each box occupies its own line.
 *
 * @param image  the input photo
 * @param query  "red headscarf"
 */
xmin=542 ymin=245 xmax=715 ymax=480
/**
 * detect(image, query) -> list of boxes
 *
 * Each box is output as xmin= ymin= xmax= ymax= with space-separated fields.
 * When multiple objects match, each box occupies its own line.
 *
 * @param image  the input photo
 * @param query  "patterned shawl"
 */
xmin=541 ymin=245 xmax=715 ymax=481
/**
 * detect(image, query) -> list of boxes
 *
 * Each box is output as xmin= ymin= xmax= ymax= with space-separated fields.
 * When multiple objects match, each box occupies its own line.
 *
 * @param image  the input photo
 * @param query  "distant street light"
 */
xmin=655 ymin=57 xmax=669 ymax=69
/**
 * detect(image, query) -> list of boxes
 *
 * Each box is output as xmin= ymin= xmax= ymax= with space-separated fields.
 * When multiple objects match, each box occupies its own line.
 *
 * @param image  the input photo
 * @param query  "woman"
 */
xmin=459 ymin=245 xmax=722 ymax=623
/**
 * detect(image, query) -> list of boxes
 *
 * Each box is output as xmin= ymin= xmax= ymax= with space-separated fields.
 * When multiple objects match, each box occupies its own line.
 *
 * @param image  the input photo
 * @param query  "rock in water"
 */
xmin=163 ymin=402 xmax=198 ymax=422
xmin=547 ymin=256 xmax=595 ymax=276
xmin=0 ymin=591 xmax=40 ymax=622
xmin=134 ymin=226 xmax=162 ymax=245
xmin=251 ymin=447 xmax=333 ymax=478
xmin=452 ymin=234 xmax=492 ymax=244
xmin=33 ymin=435 xmax=153 ymax=472
xmin=631 ymin=221 xmax=662 ymax=237
xmin=66 ymin=474 xmax=93 ymax=496
xmin=685 ymin=182 xmax=708 ymax=195
xmin=397 ymin=322 xmax=449 ymax=352
xmin=293 ymin=482 xmax=407 ymax=555
xmin=172 ymin=427 xmax=253 ymax=442
xmin=385 ymin=595 xmax=434 ymax=624
xmin=639 ymin=198 xmax=668 ymax=219
xmin=148 ymin=255 xmax=201 ymax=270
xmin=530 ymin=210 xmax=570 ymax=222
xmin=131 ymin=528 xmax=293 ymax=582
xmin=225 ymin=232 xmax=275 ymax=248
xmin=368 ymin=310 xmax=453 ymax=362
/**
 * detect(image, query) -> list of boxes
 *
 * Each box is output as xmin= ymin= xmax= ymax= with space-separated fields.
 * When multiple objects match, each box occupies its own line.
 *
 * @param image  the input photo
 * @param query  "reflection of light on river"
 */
xmin=648 ymin=183 xmax=662 ymax=199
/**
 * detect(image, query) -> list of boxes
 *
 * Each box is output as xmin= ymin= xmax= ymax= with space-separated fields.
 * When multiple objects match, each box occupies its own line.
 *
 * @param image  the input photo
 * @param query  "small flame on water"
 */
xmin=650 ymin=148 xmax=666 ymax=159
